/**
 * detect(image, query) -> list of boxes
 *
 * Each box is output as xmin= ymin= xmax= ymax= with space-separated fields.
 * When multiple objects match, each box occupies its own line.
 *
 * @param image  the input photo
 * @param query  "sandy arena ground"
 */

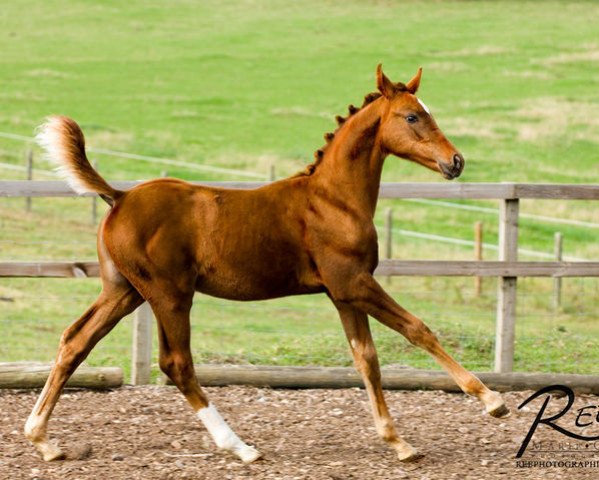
xmin=1 ymin=386 xmax=599 ymax=479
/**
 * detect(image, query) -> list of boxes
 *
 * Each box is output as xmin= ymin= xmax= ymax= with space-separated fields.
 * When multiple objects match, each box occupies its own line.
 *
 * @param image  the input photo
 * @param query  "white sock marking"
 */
xmin=197 ymin=403 xmax=261 ymax=463
xmin=417 ymin=98 xmax=431 ymax=115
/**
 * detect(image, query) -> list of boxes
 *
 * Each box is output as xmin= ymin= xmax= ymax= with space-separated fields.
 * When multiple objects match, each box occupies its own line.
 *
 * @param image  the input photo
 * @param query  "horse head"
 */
xmin=376 ymin=65 xmax=464 ymax=179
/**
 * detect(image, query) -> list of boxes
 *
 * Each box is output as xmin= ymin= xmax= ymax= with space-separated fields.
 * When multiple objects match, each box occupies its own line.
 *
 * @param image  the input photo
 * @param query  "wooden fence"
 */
xmin=1 ymin=181 xmax=598 ymax=384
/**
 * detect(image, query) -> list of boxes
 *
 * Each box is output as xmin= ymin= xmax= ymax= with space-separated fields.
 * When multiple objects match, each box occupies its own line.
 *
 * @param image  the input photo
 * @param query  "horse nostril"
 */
xmin=453 ymin=153 xmax=464 ymax=171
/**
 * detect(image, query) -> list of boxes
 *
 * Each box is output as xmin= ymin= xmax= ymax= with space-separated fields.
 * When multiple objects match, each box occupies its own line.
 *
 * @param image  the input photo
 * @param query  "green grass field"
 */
xmin=1 ymin=0 xmax=598 ymax=379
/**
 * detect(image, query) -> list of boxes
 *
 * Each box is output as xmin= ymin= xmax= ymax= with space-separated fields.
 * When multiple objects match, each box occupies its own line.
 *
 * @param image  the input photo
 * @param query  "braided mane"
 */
xmin=294 ymin=91 xmax=383 ymax=177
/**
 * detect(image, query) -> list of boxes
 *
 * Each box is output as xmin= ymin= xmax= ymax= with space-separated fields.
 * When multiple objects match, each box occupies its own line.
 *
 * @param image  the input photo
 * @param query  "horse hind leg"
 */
xmin=146 ymin=286 xmax=261 ymax=463
xmin=24 ymin=283 xmax=143 ymax=461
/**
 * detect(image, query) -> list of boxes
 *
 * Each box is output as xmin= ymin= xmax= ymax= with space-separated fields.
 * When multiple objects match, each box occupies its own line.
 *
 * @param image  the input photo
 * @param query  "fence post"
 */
xmin=131 ymin=302 xmax=153 ymax=385
xmin=494 ymin=198 xmax=519 ymax=373
xmin=553 ymin=232 xmax=563 ymax=310
xmin=269 ymin=164 xmax=276 ymax=182
xmin=385 ymin=207 xmax=393 ymax=284
xmin=91 ymin=161 xmax=98 ymax=225
xmin=25 ymin=150 xmax=33 ymax=212
xmin=474 ymin=221 xmax=483 ymax=296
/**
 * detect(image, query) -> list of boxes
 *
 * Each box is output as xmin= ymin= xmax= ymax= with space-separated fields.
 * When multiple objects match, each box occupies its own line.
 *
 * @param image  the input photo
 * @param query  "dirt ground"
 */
xmin=1 ymin=386 xmax=599 ymax=480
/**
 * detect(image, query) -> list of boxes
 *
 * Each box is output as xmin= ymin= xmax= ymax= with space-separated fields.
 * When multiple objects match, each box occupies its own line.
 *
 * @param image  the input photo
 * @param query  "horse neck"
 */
xmin=312 ymin=100 xmax=386 ymax=217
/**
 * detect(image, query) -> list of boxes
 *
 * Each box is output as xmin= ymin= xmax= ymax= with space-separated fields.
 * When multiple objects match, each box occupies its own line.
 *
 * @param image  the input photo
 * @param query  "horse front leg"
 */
xmin=331 ymin=272 xmax=509 ymax=419
xmin=334 ymin=301 xmax=418 ymax=461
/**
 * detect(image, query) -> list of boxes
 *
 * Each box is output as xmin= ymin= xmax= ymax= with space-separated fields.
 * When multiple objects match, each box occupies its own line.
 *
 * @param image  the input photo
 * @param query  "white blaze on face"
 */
xmin=197 ymin=403 xmax=261 ymax=463
xmin=417 ymin=98 xmax=431 ymax=115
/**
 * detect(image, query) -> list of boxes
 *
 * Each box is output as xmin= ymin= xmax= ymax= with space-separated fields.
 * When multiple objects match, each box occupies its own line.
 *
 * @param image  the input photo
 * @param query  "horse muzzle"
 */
xmin=437 ymin=153 xmax=464 ymax=180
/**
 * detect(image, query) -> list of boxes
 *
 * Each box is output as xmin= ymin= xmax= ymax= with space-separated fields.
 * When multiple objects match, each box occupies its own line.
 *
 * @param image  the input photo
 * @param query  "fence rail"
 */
xmin=2 ymin=260 xmax=599 ymax=279
xmin=2 ymin=180 xmax=599 ymax=199
xmin=1 ymin=180 xmax=598 ymax=382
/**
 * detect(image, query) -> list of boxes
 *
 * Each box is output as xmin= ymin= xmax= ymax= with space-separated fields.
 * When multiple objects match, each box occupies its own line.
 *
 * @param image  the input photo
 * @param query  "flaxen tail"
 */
xmin=35 ymin=116 xmax=122 ymax=206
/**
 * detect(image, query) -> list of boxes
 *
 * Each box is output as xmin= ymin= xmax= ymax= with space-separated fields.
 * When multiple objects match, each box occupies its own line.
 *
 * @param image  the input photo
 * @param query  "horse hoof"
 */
xmin=41 ymin=444 xmax=66 ymax=462
xmin=483 ymin=391 xmax=510 ymax=418
xmin=488 ymin=403 xmax=511 ymax=418
xmin=397 ymin=446 xmax=421 ymax=462
xmin=237 ymin=445 xmax=262 ymax=463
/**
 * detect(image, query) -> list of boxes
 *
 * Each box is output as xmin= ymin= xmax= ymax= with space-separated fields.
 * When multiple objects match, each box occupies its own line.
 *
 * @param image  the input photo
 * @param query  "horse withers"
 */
xmin=25 ymin=65 xmax=508 ymax=464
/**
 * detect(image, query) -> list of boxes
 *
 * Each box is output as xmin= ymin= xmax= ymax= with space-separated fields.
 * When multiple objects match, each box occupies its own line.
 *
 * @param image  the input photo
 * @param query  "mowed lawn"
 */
xmin=0 ymin=0 xmax=598 ymax=378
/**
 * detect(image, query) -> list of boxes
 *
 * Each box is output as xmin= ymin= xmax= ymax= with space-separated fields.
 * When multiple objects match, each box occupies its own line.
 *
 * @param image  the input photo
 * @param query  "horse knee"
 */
xmin=404 ymin=320 xmax=438 ymax=349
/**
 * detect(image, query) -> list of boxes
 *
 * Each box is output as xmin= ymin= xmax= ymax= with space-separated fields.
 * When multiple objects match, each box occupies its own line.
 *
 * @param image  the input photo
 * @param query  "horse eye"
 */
xmin=406 ymin=114 xmax=418 ymax=124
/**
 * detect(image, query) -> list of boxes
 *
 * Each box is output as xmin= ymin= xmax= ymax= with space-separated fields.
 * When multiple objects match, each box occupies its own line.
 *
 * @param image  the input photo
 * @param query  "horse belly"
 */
xmin=195 ymin=260 xmax=320 ymax=301
xmin=193 ymin=237 xmax=322 ymax=301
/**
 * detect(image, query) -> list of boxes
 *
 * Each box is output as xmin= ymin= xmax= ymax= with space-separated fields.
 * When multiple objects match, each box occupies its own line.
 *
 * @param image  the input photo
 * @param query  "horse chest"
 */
xmin=308 ymin=214 xmax=379 ymax=265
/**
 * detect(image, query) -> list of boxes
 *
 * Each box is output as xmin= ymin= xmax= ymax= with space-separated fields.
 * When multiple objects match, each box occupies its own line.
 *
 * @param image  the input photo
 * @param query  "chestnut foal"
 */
xmin=26 ymin=65 xmax=508 ymax=464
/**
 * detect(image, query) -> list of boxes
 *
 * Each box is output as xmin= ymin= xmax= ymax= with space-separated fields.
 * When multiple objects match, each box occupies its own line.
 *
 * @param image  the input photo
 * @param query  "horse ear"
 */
xmin=406 ymin=67 xmax=423 ymax=94
xmin=376 ymin=64 xmax=396 ymax=99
